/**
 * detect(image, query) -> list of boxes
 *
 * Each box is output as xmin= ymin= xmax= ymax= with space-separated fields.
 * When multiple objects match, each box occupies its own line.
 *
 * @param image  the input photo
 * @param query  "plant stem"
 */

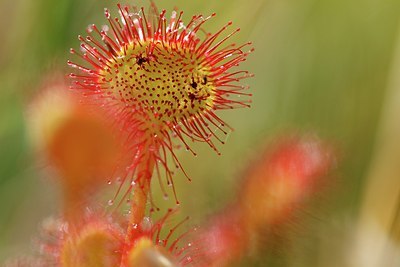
xmin=129 ymin=174 xmax=151 ymax=226
xmin=63 ymin=180 xmax=86 ymax=224
xmin=128 ymin=152 xmax=155 ymax=227
xmin=121 ymin=150 xmax=155 ymax=266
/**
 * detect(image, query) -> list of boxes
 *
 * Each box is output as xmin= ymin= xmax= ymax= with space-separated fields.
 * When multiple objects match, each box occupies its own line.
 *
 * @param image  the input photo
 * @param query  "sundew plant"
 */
xmin=2 ymin=0 xmax=400 ymax=267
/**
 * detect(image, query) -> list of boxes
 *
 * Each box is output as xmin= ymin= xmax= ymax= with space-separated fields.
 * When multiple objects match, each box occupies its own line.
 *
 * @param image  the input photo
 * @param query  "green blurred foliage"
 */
xmin=1 ymin=0 xmax=400 ymax=266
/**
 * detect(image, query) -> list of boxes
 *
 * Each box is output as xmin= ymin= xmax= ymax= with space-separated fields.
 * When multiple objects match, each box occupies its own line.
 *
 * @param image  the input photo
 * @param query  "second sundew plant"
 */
xmin=9 ymin=2 xmax=337 ymax=267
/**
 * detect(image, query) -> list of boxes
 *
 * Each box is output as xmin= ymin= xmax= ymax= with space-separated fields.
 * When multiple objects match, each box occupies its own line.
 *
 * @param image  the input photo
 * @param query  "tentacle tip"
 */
xmin=104 ymin=8 xmax=111 ymax=19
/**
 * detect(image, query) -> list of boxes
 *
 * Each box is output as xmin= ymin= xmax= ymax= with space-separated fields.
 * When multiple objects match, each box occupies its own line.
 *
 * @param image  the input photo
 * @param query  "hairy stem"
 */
xmin=120 ymin=150 xmax=155 ymax=267
xmin=128 ymin=149 xmax=155 ymax=230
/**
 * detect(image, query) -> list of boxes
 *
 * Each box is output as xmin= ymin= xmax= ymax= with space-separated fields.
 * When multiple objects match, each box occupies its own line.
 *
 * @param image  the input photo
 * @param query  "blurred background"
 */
xmin=1 ymin=0 xmax=400 ymax=266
